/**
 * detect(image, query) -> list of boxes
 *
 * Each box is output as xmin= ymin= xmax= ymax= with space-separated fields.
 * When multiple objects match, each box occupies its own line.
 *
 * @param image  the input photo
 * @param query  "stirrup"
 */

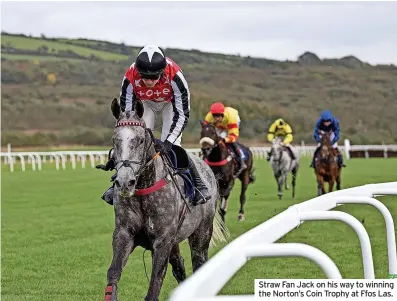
xmin=192 ymin=187 xmax=211 ymax=206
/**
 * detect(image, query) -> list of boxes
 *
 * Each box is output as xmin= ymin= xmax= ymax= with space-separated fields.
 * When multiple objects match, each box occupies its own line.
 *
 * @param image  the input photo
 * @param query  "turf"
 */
xmin=1 ymin=157 xmax=396 ymax=300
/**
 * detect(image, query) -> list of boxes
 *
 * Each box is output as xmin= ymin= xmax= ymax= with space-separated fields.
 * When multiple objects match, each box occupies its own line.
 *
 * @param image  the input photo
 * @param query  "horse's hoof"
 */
xmin=238 ymin=214 xmax=245 ymax=221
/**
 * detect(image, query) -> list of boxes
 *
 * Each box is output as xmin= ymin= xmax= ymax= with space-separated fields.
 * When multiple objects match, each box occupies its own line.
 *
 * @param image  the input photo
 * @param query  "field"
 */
xmin=1 ymin=157 xmax=397 ymax=301
xmin=1 ymin=35 xmax=128 ymax=61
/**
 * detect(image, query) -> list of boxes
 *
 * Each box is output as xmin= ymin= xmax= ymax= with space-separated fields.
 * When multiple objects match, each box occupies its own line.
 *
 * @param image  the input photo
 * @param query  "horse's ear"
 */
xmin=111 ymin=98 xmax=120 ymax=120
xmin=134 ymin=100 xmax=144 ymax=119
xmin=199 ymin=120 xmax=204 ymax=127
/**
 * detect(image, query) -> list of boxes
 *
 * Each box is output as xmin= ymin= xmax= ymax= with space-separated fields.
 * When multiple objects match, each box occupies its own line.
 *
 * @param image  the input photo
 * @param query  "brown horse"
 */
xmin=199 ymin=122 xmax=255 ymax=223
xmin=314 ymin=131 xmax=341 ymax=196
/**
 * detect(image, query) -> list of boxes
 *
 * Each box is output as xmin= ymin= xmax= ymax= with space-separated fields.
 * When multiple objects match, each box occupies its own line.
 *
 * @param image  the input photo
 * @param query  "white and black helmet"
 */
xmin=135 ymin=44 xmax=167 ymax=79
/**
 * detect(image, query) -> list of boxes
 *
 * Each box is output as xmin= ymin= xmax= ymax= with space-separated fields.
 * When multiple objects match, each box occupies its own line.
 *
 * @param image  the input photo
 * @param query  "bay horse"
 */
xmin=199 ymin=122 xmax=255 ymax=223
xmin=314 ymin=131 xmax=341 ymax=196
xmin=102 ymin=99 xmax=228 ymax=301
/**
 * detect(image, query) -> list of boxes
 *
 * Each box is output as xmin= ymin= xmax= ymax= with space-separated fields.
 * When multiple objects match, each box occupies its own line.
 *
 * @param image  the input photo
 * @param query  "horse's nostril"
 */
xmin=128 ymin=180 xmax=136 ymax=187
xmin=114 ymin=180 xmax=121 ymax=188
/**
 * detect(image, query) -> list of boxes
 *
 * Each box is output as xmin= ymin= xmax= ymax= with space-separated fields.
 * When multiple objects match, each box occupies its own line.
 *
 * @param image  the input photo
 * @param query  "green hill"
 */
xmin=2 ymin=32 xmax=397 ymax=148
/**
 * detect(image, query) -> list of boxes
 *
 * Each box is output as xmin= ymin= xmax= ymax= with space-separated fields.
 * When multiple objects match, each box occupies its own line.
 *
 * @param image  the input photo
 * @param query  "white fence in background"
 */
xmin=1 ymin=140 xmax=397 ymax=172
xmin=169 ymin=182 xmax=397 ymax=301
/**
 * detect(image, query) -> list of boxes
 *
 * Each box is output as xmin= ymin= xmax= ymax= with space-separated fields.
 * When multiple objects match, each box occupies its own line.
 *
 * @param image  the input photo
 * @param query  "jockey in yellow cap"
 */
xmin=266 ymin=118 xmax=298 ymax=161
xmin=203 ymin=102 xmax=247 ymax=176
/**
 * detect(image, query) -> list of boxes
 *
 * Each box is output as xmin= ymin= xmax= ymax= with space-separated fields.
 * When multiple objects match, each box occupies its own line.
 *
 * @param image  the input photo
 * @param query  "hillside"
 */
xmin=2 ymin=32 xmax=397 ymax=148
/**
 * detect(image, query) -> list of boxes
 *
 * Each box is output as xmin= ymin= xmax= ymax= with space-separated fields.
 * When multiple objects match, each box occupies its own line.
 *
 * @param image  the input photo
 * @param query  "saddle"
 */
xmin=225 ymin=142 xmax=248 ymax=161
xmin=154 ymin=139 xmax=196 ymax=201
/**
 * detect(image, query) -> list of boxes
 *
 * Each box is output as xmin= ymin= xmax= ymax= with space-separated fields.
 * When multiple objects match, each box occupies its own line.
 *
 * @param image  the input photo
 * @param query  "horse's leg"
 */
xmin=188 ymin=220 xmax=212 ymax=272
xmin=238 ymin=171 xmax=249 ymax=221
xmin=219 ymin=195 xmax=228 ymax=225
xmin=291 ymin=167 xmax=298 ymax=199
xmin=169 ymin=244 xmax=186 ymax=284
xmin=336 ymin=172 xmax=341 ymax=190
xmin=105 ymin=228 xmax=135 ymax=301
xmin=276 ymin=173 xmax=283 ymax=200
xmin=328 ymin=177 xmax=335 ymax=193
xmin=145 ymin=240 xmax=173 ymax=301
xmin=316 ymin=174 xmax=325 ymax=196
xmin=336 ymin=168 xmax=341 ymax=190
xmin=284 ymin=173 xmax=289 ymax=190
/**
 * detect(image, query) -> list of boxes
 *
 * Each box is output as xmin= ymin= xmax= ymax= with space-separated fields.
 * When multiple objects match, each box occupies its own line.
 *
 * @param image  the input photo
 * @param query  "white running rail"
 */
xmin=168 ymin=182 xmax=397 ymax=301
xmin=2 ymin=140 xmax=397 ymax=172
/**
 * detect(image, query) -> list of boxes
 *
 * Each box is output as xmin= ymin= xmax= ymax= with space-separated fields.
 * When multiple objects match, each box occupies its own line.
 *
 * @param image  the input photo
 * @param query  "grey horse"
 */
xmin=269 ymin=136 xmax=299 ymax=199
xmin=103 ymin=98 xmax=229 ymax=301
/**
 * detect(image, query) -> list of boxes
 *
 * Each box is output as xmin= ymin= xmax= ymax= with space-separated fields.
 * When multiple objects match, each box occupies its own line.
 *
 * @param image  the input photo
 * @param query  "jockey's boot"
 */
xmin=100 ymin=172 xmax=117 ymax=205
xmin=249 ymin=167 xmax=256 ymax=183
xmin=266 ymin=150 xmax=272 ymax=161
xmin=230 ymin=143 xmax=247 ymax=175
xmin=335 ymin=149 xmax=346 ymax=168
xmin=188 ymin=156 xmax=212 ymax=205
xmin=310 ymin=147 xmax=320 ymax=168
xmin=101 ymin=185 xmax=114 ymax=205
xmin=285 ymin=145 xmax=296 ymax=160
xmin=235 ymin=156 xmax=247 ymax=177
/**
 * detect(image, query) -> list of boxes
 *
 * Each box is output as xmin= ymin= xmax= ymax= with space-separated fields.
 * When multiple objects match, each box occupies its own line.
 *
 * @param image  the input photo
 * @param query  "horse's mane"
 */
xmin=320 ymin=132 xmax=333 ymax=147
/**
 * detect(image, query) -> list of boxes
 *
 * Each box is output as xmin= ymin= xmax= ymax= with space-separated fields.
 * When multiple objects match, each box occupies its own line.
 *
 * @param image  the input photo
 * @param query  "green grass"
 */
xmin=1 ymin=35 xmax=128 ymax=61
xmin=1 ymin=157 xmax=396 ymax=300
xmin=1 ymin=54 xmax=84 ymax=62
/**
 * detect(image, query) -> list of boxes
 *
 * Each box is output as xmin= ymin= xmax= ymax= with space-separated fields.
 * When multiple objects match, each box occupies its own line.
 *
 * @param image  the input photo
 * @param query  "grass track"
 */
xmin=1 ymin=157 xmax=396 ymax=300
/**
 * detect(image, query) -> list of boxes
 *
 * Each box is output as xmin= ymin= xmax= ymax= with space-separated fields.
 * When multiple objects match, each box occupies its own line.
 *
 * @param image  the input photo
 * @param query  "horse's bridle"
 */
xmin=200 ymin=125 xmax=224 ymax=157
xmin=112 ymin=120 xmax=158 ymax=180
xmin=201 ymin=137 xmax=222 ymax=157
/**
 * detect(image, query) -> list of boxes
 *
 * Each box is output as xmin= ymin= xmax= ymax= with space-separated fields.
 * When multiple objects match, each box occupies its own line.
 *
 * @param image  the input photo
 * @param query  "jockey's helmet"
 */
xmin=210 ymin=102 xmax=225 ymax=115
xmin=320 ymin=110 xmax=333 ymax=122
xmin=135 ymin=44 xmax=167 ymax=79
xmin=276 ymin=118 xmax=286 ymax=127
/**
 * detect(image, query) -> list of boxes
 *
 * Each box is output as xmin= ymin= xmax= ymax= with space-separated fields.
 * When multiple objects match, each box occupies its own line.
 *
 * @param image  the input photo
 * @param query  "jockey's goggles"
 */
xmin=139 ymin=72 xmax=163 ymax=80
xmin=212 ymin=113 xmax=224 ymax=118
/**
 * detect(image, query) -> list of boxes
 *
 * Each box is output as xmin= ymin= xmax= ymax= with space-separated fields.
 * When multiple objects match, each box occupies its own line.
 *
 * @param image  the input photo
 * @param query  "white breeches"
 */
xmin=141 ymin=100 xmax=182 ymax=146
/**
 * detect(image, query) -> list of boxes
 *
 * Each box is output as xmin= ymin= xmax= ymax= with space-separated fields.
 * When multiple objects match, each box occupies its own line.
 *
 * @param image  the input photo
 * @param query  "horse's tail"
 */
xmin=209 ymin=183 xmax=230 ymax=248
xmin=210 ymin=209 xmax=230 ymax=248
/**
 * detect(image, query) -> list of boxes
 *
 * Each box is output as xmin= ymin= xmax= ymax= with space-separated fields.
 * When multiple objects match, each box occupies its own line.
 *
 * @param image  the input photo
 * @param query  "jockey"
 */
xmin=266 ymin=118 xmax=297 ymax=161
xmin=202 ymin=102 xmax=247 ymax=176
xmin=311 ymin=110 xmax=346 ymax=168
xmin=97 ymin=44 xmax=211 ymax=206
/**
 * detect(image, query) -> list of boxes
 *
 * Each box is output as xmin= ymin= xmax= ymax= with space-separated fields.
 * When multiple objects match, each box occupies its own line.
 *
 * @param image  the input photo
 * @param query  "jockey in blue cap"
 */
xmin=310 ymin=110 xmax=346 ymax=168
